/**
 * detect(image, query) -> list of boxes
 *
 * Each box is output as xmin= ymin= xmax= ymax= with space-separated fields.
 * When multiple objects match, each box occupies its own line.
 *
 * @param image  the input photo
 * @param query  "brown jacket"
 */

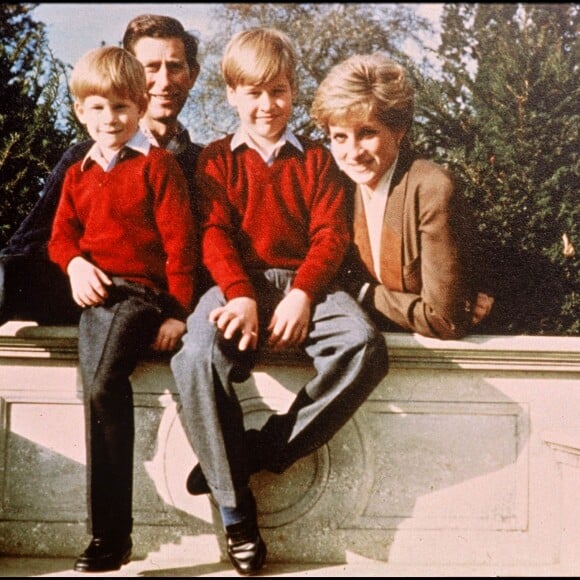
xmin=341 ymin=150 xmax=477 ymax=340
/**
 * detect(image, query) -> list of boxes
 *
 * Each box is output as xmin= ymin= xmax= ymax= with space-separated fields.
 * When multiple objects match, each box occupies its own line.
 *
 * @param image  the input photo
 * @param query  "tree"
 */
xmin=415 ymin=3 xmax=579 ymax=335
xmin=0 ymin=3 xmax=75 ymax=248
xmin=183 ymin=3 xmax=431 ymax=143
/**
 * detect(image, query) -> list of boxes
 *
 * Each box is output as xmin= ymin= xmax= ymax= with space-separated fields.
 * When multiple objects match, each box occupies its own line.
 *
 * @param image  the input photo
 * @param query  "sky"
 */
xmin=33 ymin=3 xmax=219 ymax=67
xmin=34 ymin=3 xmax=444 ymax=68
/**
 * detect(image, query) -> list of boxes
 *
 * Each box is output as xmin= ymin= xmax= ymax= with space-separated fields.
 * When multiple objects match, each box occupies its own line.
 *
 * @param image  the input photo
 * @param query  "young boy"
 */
xmin=1 ymin=14 xmax=204 ymax=327
xmin=48 ymin=46 xmax=197 ymax=573
xmin=170 ymin=28 xmax=388 ymax=576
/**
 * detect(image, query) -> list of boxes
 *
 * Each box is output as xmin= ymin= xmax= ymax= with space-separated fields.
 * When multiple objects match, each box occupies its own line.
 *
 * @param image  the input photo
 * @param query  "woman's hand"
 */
xmin=472 ymin=292 xmax=495 ymax=325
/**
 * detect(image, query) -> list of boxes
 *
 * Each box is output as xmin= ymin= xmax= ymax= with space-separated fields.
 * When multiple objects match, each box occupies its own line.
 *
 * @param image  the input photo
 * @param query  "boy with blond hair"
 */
xmin=171 ymin=28 xmax=388 ymax=576
xmin=49 ymin=46 xmax=197 ymax=573
xmin=1 ymin=14 xmax=205 ymax=326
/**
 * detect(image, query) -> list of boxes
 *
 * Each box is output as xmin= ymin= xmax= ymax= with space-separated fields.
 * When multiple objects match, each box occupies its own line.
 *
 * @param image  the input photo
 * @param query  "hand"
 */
xmin=152 ymin=318 xmax=186 ymax=352
xmin=209 ymin=297 xmax=259 ymax=351
xmin=472 ymin=292 xmax=495 ymax=325
xmin=66 ymin=256 xmax=112 ymax=307
xmin=268 ymin=288 xmax=311 ymax=350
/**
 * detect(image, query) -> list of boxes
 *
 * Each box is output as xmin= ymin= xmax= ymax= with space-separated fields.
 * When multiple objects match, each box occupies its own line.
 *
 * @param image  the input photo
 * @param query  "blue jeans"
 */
xmin=171 ymin=268 xmax=389 ymax=508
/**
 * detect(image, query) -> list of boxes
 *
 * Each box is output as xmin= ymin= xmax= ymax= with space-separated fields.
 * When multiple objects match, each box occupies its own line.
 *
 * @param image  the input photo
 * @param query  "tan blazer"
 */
xmin=344 ymin=150 xmax=476 ymax=339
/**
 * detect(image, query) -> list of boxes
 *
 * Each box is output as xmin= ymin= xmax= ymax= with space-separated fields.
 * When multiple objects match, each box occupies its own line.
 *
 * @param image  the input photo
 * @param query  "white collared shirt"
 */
xmin=230 ymin=126 xmax=304 ymax=165
xmin=140 ymin=121 xmax=191 ymax=156
xmin=360 ymin=156 xmax=399 ymax=283
xmin=81 ymin=129 xmax=151 ymax=172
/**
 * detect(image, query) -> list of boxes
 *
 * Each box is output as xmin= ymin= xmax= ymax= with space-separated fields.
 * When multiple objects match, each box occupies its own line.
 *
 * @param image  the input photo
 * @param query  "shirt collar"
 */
xmin=230 ymin=126 xmax=304 ymax=164
xmin=140 ymin=120 xmax=191 ymax=156
xmin=81 ymin=129 xmax=151 ymax=172
xmin=360 ymin=154 xmax=399 ymax=202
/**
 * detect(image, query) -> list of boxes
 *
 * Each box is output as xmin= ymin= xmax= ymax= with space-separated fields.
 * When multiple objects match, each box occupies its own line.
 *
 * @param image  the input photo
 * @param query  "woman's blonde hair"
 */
xmin=311 ymin=52 xmax=414 ymax=134
xmin=70 ymin=46 xmax=147 ymax=110
xmin=221 ymin=27 xmax=297 ymax=91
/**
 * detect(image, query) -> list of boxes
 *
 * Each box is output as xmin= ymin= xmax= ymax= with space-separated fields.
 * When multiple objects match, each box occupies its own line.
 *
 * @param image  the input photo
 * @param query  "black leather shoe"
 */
xmin=225 ymin=520 xmax=267 ymax=576
xmin=73 ymin=535 xmax=132 ymax=573
xmin=186 ymin=462 xmax=211 ymax=495
xmin=186 ymin=430 xmax=267 ymax=496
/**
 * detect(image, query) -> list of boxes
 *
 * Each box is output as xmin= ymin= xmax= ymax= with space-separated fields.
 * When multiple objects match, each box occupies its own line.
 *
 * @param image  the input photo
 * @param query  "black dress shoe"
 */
xmin=186 ymin=462 xmax=211 ymax=495
xmin=73 ymin=535 xmax=132 ymax=573
xmin=186 ymin=430 xmax=267 ymax=496
xmin=225 ymin=520 xmax=267 ymax=576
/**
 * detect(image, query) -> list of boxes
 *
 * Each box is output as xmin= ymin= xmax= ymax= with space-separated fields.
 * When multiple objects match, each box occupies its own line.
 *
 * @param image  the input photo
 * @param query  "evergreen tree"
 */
xmin=0 ymin=3 xmax=74 ymax=248
xmin=416 ymin=3 xmax=579 ymax=335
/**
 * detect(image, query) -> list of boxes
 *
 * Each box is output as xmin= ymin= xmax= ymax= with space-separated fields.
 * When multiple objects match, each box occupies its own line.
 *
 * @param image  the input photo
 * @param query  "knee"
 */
xmin=367 ymin=330 xmax=389 ymax=376
xmin=344 ymin=320 xmax=389 ymax=375
xmin=171 ymin=336 xmax=202 ymax=374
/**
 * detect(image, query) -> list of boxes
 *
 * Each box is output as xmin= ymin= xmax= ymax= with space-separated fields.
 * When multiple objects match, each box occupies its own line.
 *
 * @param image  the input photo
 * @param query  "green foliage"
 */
xmin=0 ymin=3 xmax=75 ymax=248
xmin=415 ymin=3 xmax=579 ymax=335
xmin=2 ymin=3 xmax=577 ymax=335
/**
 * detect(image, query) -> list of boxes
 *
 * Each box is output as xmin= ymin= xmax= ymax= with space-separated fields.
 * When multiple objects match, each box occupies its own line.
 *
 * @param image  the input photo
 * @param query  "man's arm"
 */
xmin=1 ymin=140 xmax=93 ymax=257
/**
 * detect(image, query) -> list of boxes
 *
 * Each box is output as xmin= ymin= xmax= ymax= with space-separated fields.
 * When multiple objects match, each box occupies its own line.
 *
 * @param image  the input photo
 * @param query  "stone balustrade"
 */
xmin=1 ymin=321 xmax=579 ymax=569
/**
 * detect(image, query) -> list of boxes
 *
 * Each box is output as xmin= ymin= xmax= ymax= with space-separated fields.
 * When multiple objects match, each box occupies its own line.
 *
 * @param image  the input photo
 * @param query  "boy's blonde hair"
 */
xmin=311 ymin=53 xmax=414 ymax=135
xmin=70 ymin=46 xmax=148 ymax=110
xmin=221 ymin=27 xmax=297 ymax=91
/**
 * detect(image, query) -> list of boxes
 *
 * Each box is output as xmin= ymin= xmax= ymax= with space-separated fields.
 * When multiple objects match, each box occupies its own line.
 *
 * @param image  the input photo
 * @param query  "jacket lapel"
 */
xmin=380 ymin=184 xmax=404 ymax=292
xmin=353 ymin=187 xmax=374 ymax=275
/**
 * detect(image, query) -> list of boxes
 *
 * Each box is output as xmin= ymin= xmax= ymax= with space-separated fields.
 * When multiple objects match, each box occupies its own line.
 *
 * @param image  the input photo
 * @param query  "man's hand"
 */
xmin=209 ymin=296 xmax=259 ymax=351
xmin=472 ymin=292 xmax=495 ymax=325
xmin=268 ymin=288 xmax=311 ymax=350
xmin=152 ymin=318 xmax=186 ymax=352
xmin=66 ymin=256 xmax=112 ymax=307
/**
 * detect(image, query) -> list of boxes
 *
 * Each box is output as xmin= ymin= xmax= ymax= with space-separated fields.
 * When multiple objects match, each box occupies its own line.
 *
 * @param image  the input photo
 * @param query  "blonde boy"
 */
xmin=171 ymin=28 xmax=388 ymax=576
xmin=49 ymin=46 xmax=196 ymax=573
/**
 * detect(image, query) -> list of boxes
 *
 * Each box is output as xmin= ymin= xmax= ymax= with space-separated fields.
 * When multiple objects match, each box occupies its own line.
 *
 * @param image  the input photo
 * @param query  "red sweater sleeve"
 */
xmin=148 ymin=150 xmax=197 ymax=311
xmin=291 ymin=143 xmax=350 ymax=299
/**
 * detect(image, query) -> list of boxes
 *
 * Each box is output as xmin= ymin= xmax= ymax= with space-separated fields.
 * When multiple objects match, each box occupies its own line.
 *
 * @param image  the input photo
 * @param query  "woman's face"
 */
xmin=328 ymin=117 xmax=404 ymax=190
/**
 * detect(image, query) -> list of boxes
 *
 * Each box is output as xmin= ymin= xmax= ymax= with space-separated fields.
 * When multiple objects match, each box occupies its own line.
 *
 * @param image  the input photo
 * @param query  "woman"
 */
xmin=311 ymin=52 xmax=493 ymax=339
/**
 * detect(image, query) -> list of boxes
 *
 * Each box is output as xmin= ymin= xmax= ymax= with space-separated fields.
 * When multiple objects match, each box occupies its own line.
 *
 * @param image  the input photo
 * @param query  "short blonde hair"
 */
xmin=221 ymin=27 xmax=297 ymax=91
xmin=70 ymin=46 xmax=147 ymax=110
xmin=311 ymin=53 xmax=414 ymax=134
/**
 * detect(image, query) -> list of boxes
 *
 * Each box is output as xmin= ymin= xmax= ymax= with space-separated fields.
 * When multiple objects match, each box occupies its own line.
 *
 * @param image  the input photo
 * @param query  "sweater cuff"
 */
xmin=224 ymin=280 xmax=256 ymax=302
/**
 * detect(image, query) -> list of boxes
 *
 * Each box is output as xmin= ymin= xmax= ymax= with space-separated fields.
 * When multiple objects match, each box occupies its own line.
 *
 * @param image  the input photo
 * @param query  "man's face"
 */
xmin=132 ymin=36 xmax=197 ymax=124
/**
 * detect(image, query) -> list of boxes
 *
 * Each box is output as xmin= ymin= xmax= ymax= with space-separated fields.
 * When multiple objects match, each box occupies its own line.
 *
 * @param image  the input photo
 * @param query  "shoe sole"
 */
xmin=73 ymin=549 xmax=131 ymax=573
xmin=228 ymin=542 xmax=266 ymax=576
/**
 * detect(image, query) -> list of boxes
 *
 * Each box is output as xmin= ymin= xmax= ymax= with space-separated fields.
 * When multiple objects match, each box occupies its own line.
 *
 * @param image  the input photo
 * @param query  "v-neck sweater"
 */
xmin=197 ymin=134 xmax=349 ymax=301
xmin=48 ymin=146 xmax=197 ymax=311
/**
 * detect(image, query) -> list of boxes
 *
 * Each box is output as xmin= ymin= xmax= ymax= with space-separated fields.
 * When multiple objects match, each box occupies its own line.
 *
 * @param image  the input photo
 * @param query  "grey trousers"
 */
xmin=171 ymin=268 xmax=389 ymax=507
xmin=78 ymin=279 xmax=166 ymax=538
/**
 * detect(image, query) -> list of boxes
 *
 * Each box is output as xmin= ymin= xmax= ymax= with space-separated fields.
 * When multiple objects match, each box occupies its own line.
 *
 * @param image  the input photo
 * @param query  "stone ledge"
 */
xmin=1 ymin=320 xmax=580 ymax=565
xmin=1 ymin=320 xmax=579 ymax=372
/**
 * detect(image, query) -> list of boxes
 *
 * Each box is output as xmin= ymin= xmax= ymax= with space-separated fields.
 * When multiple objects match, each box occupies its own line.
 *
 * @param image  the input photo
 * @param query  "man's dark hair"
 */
xmin=122 ymin=14 xmax=200 ymax=72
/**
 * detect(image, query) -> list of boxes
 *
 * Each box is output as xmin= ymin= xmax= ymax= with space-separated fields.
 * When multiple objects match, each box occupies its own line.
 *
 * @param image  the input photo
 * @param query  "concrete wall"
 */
xmin=1 ymin=321 xmax=579 ymax=568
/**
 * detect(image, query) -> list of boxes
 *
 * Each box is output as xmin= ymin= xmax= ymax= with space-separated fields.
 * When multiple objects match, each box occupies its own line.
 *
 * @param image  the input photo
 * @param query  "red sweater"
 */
xmin=197 ymin=135 xmax=349 ymax=301
xmin=48 ymin=147 xmax=197 ymax=311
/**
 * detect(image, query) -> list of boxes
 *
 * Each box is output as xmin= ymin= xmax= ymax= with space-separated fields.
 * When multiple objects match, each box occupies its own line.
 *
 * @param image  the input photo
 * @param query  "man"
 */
xmin=0 ymin=13 xmax=204 ymax=328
